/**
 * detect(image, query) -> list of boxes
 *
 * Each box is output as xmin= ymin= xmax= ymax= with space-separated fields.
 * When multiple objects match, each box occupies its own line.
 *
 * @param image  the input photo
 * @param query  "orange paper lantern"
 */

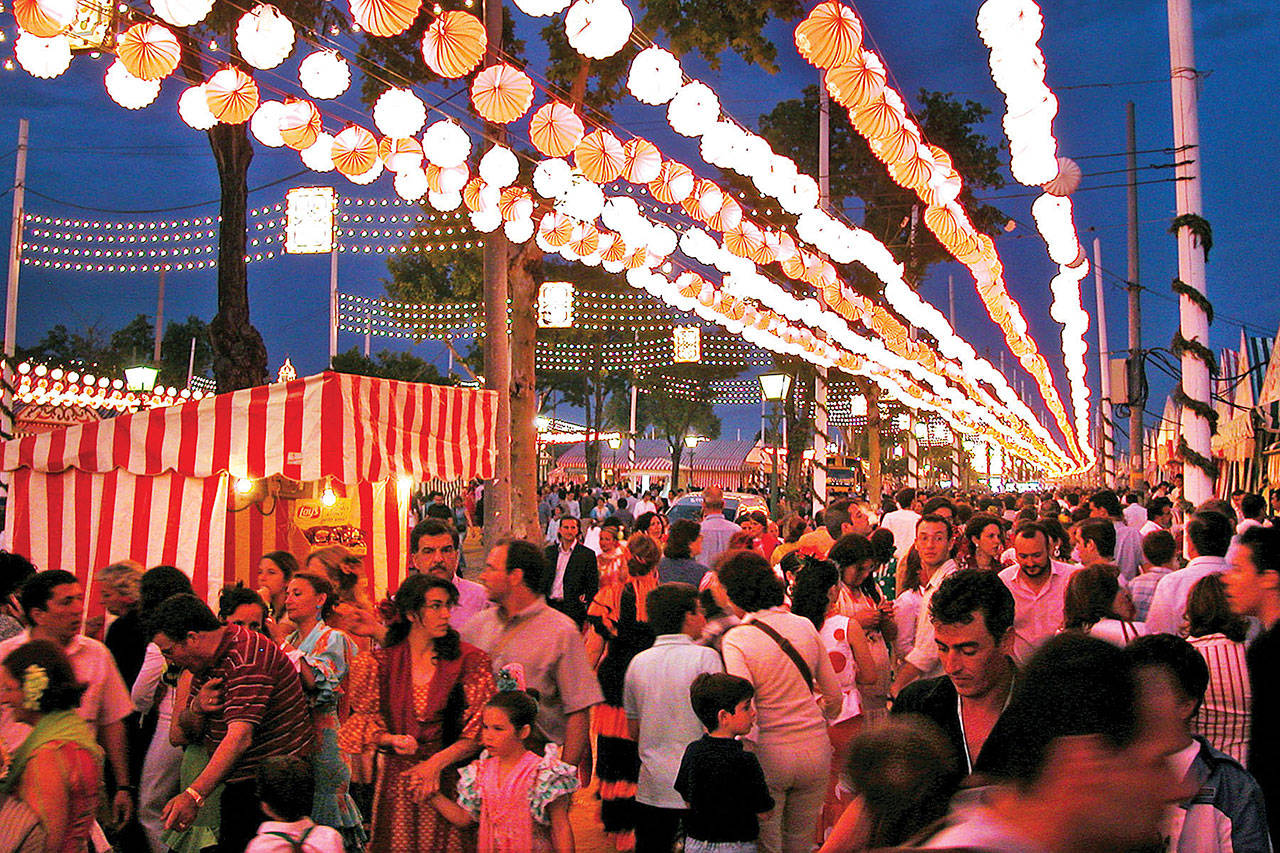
xmin=677 ymin=272 xmax=705 ymax=299
xmin=498 ymin=186 xmax=532 ymax=221
xmin=852 ymin=95 xmax=902 ymax=141
xmin=462 ymin=176 xmax=489 ymax=211
xmin=681 ymin=179 xmax=717 ymax=221
xmin=421 ymin=10 xmax=485 ymax=79
xmin=118 ymin=23 xmax=181 ymax=81
xmin=13 ymin=0 xmax=71 ymax=37
xmin=205 ymin=67 xmax=259 ymax=124
xmin=622 ymin=244 xmax=648 ymax=269
xmin=470 ymin=63 xmax=534 ymax=124
xmin=537 ymin=212 xmax=573 ymax=248
xmin=600 ymin=232 xmax=628 ymax=263
xmin=794 ymin=2 xmax=862 ymax=69
xmin=891 ymin=153 xmax=935 ymax=194
xmin=574 ymin=130 xmax=625 ymax=184
xmin=279 ymin=99 xmax=322 ymax=149
xmin=706 ymin=196 xmax=742 ymax=232
xmin=876 ymin=123 xmax=919 ymax=165
xmin=648 ymin=160 xmax=694 ymax=205
xmin=528 ymin=102 xmax=584 ymax=158
xmin=568 ymin=222 xmax=600 ymax=257
xmin=331 ymin=125 xmax=379 ymax=177
xmin=621 ymin=138 xmax=662 ymax=184
xmin=824 ymin=51 xmax=885 ymax=109
xmin=350 ymin=0 xmax=422 ymax=37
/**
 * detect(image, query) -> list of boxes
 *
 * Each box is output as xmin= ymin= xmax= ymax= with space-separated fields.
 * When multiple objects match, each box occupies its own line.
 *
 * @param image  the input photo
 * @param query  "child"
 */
xmin=430 ymin=691 xmax=579 ymax=852
xmin=245 ymin=756 xmax=345 ymax=853
xmin=675 ymin=673 xmax=775 ymax=853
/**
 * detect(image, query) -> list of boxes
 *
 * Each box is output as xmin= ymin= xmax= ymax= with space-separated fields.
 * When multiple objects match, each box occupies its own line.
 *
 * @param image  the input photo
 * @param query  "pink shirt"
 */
xmin=998 ymin=561 xmax=1081 ymax=664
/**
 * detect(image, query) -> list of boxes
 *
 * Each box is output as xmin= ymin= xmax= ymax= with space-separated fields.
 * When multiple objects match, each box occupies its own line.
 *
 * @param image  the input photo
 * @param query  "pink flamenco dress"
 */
xmin=455 ymin=746 xmax=579 ymax=853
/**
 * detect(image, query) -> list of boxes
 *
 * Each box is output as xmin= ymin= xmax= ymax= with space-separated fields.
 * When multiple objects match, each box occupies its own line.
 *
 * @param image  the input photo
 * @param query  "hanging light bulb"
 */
xmin=320 ymin=484 xmax=337 ymax=507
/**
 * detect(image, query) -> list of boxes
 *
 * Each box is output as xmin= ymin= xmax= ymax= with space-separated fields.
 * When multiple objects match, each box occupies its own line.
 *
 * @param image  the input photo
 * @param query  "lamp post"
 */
xmin=759 ymin=372 xmax=792 ymax=516
xmin=684 ymin=433 xmax=703 ymax=490
xmin=608 ymin=435 xmax=622 ymax=485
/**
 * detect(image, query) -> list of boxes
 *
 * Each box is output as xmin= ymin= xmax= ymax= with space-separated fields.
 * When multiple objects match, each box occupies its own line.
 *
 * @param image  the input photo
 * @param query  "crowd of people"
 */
xmin=0 ymin=479 xmax=1277 ymax=852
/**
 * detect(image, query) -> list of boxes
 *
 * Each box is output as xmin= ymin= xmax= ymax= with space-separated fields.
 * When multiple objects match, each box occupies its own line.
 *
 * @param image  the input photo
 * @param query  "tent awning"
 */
xmin=0 ymin=371 xmax=497 ymax=484
xmin=556 ymin=439 xmax=760 ymax=472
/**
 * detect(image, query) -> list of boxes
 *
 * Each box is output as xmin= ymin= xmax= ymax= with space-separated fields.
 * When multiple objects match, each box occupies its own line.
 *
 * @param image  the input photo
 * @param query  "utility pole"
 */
xmin=1168 ymin=0 xmax=1212 ymax=505
xmin=1125 ymin=103 xmax=1144 ymax=490
xmin=1093 ymin=238 xmax=1116 ymax=488
xmin=812 ymin=76 xmax=830 ymax=512
xmin=154 ymin=268 xmax=165 ymax=364
xmin=3 ymin=118 xmax=29 ymax=459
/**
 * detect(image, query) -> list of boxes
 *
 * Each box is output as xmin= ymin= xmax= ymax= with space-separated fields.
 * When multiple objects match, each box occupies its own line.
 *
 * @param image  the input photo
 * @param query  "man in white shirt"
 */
xmin=880 ymin=487 xmax=922 ymax=562
xmin=623 ymin=583 xmax=723 ymax=853
xmin=0 ymin=570 xmax=135 ymax=826
xmin=1146 ymin=510 xmax=1234 ymax=636
xmin=998 ymin=522 xmax=1080 ymax=663
xmin=409 ymin=518 xmax=487 ymax=629
xmin=1142 ymin=497 xmax=1174 ymax=537
xmin=891 ymin=515 xmax=958 ymax=695
xmin=1090 ymin=490 xmax=1143 ymax=581
xmin=633 ymin=491 xmax=658 ymax=518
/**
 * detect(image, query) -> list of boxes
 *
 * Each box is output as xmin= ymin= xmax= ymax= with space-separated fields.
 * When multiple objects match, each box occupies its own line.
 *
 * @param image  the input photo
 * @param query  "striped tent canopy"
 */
xmin=1 ymin=371 xmax=496 ymax=609
xmin=555 ymin=439 xmax=772 ymax=490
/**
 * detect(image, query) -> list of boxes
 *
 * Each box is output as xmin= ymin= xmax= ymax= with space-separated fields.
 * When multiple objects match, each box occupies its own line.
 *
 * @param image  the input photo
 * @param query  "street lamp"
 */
xmin=608 ymin=435 xmax=622 ymax=484
xmin=683 ymin=433 xmax=703 ymax=490
xmin=759 ymin=372 xmax=792 ymax=515
xmin=124 ymin=363 xmax=159 ymax=394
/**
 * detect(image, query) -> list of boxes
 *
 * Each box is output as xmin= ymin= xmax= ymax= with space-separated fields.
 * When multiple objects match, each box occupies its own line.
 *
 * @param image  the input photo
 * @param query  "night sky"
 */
xmin=1 ymin=0 xmax=1277 ymax=451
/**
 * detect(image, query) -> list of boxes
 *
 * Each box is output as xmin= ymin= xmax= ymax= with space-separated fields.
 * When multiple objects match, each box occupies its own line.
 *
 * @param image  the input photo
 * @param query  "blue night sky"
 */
xmin=1 ymin=0 xmax=1277 ymax=449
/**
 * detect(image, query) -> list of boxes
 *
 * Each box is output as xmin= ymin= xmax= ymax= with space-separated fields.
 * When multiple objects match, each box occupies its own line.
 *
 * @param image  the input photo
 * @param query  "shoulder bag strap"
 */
xmin=745 ymin=619 xmax=814 ymax=693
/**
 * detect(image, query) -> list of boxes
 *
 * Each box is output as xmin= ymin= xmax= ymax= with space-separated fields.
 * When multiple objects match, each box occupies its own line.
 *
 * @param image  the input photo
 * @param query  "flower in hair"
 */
xmin=21 ymin=664 xmax=47 ymax=711
xmin=496 ymin=663 xmax=526 ymax=693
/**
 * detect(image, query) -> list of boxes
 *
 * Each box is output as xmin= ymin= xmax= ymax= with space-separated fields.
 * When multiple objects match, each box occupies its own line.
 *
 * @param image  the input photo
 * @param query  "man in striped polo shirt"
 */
xmin=150 ymin=594 xmax=313 ymax=853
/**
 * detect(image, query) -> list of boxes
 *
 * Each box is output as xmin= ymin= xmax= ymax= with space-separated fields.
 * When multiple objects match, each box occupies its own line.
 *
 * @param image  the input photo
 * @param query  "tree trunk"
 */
xmin=669 ymin=441 xmax=684 ymax=490
xmin=206 ymin=121 xmax=267 ymax=392
xmin=508 ymin=238 xmax=540 ymax=539
xmin=866 ymin=383 xmax=882 ymax=507
xmin=785 ymin=366 xmax=812 ymax=505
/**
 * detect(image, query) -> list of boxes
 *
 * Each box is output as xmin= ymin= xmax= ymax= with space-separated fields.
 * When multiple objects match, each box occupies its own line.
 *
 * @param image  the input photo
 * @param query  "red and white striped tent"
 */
xmin=1 ymin=371 xmax=496 ymax=607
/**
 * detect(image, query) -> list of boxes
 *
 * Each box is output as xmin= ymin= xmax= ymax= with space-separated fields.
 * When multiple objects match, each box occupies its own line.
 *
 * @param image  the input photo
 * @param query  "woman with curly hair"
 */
xmin=1061 ymin=565 xmax=1144 ymax=646
xmin=339 ymin=573 xmax=496 ymax=852
xmin=0 ymin=640 xmax=100 ymax=852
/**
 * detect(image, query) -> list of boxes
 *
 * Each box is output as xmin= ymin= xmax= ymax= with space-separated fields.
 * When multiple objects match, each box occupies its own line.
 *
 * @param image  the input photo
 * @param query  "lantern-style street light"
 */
xmin=758 ymin=372 xmax=792 ymax=515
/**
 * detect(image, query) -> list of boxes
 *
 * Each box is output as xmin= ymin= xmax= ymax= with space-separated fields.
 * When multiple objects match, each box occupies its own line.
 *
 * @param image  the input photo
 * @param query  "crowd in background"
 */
xmin=0 ymin=476 xmax=1277 ymax=852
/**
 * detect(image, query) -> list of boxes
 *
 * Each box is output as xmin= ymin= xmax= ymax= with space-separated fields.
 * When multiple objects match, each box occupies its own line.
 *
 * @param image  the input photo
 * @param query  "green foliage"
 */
xmin=1169 ymin=213 xmax=1213 ymax=261
xmin=539 ymin=21 xmax=633 ymax=111
xmin=639 ymin=0 xmax=804 ymax=73
xmin=17 ymin=314 xmax=214 ymax=388
xmin=758 ymin=87 xmax=1007 ymax=287
xmin=383 ymin=239 xmax=484 ymax=305
xmin=330 ymin=347 xmax=457 ymax=384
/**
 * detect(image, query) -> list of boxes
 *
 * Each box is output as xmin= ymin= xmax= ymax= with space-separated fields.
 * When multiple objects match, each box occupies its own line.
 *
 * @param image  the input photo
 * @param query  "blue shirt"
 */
xmin=699 ymin=513 xmax=741 ymax=570
xmin=623 ymin=634 xmax=723 ymax=808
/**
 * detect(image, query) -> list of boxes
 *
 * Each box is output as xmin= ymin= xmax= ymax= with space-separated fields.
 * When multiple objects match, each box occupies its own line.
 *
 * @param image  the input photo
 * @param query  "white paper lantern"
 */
xmin=437 ymin=164 xmax=470 ymax=194
xmin=151 ymin=0 xmax=214 ymax=28
xmin=394 ymin=168 xmax=429 ymax=201
xmin=422 ymin=120 xmax=470 ymax=169
xmin=250 ymin=100 xmax=286 ymax=146
xmin=236 ymin=4 xmax=295 ymax=70
xmin=178 ymin=84 xmax=217 ymax=129
xmin=511 ymin=0 xmax=570 ymax=15
xmin=300 ymin=132 xmax=335 ymax=172
xmin=373 ymin=88 xmax=427 ymax=139
xmin=627 ymin=47 xmax=682 ymax=105
xmin=533 ymin=158 xmax=572 ymax=199
xmin=15 ymin=33 xmax=71 ymax=78
xmin=383 ymin=141 xmax=423 ymax=173
xmin=298 ymin=50 xmax=349 ymax=99
xmin=560 ymin=176 xmax=604 ymax=221
xmin=505 ymin=217 xmax=535 ymax=243
xmin=478 ymin=145 xmax=519 ymax=188
xmin=105 ymin=60 xmax=161 ymax=110
xmin=564 ymin=0 xmax=632 ymax=61
xmin=647 ymin=224 xmax=677 ymax=258
xmin=470 ymin=208 xmax=503 ymax=233
xmin=601 ymin=196 xmax=641 ymax=231
xmin=347 ymin=159 xmax=385 ymax=185
xmin=667 ymin=82 xmax=719 ymax=137
xmin=428 ymin=190 xmax=462 ymax=211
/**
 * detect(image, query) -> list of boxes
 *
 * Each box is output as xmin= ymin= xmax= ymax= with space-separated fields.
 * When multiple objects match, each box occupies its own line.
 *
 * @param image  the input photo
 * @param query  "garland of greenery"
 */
xmin=1171 ymin=330 xmax=1218 ymax=375
xmin=1172 ymin=382 xmax=1219 ymax=433
xmin=1170 ymin=213 xmax=1214 ymax=261
xmin=1170 ymin=278 xmax=1214 ymax=324
xmin=1177 ymin=435 xmax=1220 ymax=481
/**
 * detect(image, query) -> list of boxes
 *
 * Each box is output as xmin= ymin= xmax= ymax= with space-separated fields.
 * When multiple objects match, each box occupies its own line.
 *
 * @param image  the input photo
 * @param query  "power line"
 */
xmin=24 ymin=168 xmax=312 ymax=214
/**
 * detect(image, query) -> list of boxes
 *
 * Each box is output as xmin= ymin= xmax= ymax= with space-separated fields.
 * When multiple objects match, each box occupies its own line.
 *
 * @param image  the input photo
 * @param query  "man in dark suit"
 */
xmin=544 ymin=516 xmax=598 ymax=627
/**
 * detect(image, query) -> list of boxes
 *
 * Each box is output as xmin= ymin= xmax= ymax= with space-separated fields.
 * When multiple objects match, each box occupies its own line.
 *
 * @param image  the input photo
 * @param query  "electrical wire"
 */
xmin=23 ymin=168 xmax=312 ymax=214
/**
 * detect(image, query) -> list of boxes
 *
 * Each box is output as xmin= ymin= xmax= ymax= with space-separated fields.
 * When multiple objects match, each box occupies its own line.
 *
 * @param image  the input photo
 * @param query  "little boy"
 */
xmin=675 ymin=673 xmax=774 ymax=853
xmin=244 ymin=756 xmax=345 ymax=853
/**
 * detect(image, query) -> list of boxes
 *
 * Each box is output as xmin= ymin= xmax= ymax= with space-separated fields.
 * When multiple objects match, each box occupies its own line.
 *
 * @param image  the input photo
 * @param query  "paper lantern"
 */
xmin=560 ymin=175 xmax=604 ymax=221
xmin=300 ymin=133 xmax=335 ymax=172
xmin=426 ymin=163 xmax=469 ymax=194
xmin=852 ymin=94 xmax=901 ymax=140
xmin=568 ymin=222 xmax=600 ymax=257
xmin=151 ymin=0 xmax=213 ymax=26
xmin=620 ymin=138 xmax=661 ymax=184
xmin=470 ymin=63 xmax=535 ymax=124
xmin=564 ymin=0 xmax=632 ymax=61
xmin=105 ymin=60 xmax=161 ymax=109
xmin=13 ymin=0 xmax=75 ymax=37
xmin=279 ymin=99 xmax=321 ymax=149
xmin=627 ymin=46 xmax=682 ymax=106
xmin=826 ymin=50 xmax=885 ymax=110
xmin=479 ymin=144 xmax=519 ymax=188
xmin=15 ymin=32 xmax=71 ymax=78
xmin=1041 ymin=156 xmax=1082 ymax=197
xmin=428 ymin=190 xmax=461 ymax=211
xmin=924 ymin=204 xmax=963 ymax=246
xmin=667 ymin=82 xmax=719 ymax=137
xmin=505 ymin=217 xmax=535 ymax=243
xmin=422 ymin=119 xmax=471 ymax=168
xmin=299 ymin=50 xmax=350 ymax=99
xmin=250 ymin=100 xmax=287 ymax=146
xmin=512 ymin=0 xmax=569 ymax=16
xmin=600 ymin=232 xmax=627 ymax=263
xmin=331 ymin=126 xmax=379 ymax=177
xmin=622 ymin=244 xmax=648 ymax=269
xmin=421 ymin=10 xmax=485 ymax=78
xmin=394 ymin=168 xmax=429 ymax=201
xmin=794 ymin=1 xmax=862 ymax=70
xmin=648 ymin=160 xmax=694 ymax=204
xmin=533 ymin=158 xmax=572 ymax=199
xmin=499 ymin=186 xmax=533 ymax=221
xmin=205 ymin=67 xmax=259 ymax=124
xmin=349 ymin=0 xmax=421 ymax=37
xmin=177 ymin=84 xmax=216 ymax=129
xmin=538 ymin=212 xmax=573 ymax=248
xmin=373 ymin=88 xmax=427 ymax=139
xmin=379 ymin=137 xmax=423 ymax=172
xmin=528 ymin=102 xmax=584 ymax=158
xmin=470 ymin=208 xmax=502 ymax=233
xmin=236 ymin=4 xmax=294 ymax=70
xmin=347 ymin=159 xmax=384 ymax=186
xmin=118 ymin=23 xmax=180 ymax=81
xmin=890 ymin=153 xmax=935 ymax=193
xmin=574 ymin=130 xmax=625 ymax=183
xmin=463 ymin=177 xmax=491 ymax=212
